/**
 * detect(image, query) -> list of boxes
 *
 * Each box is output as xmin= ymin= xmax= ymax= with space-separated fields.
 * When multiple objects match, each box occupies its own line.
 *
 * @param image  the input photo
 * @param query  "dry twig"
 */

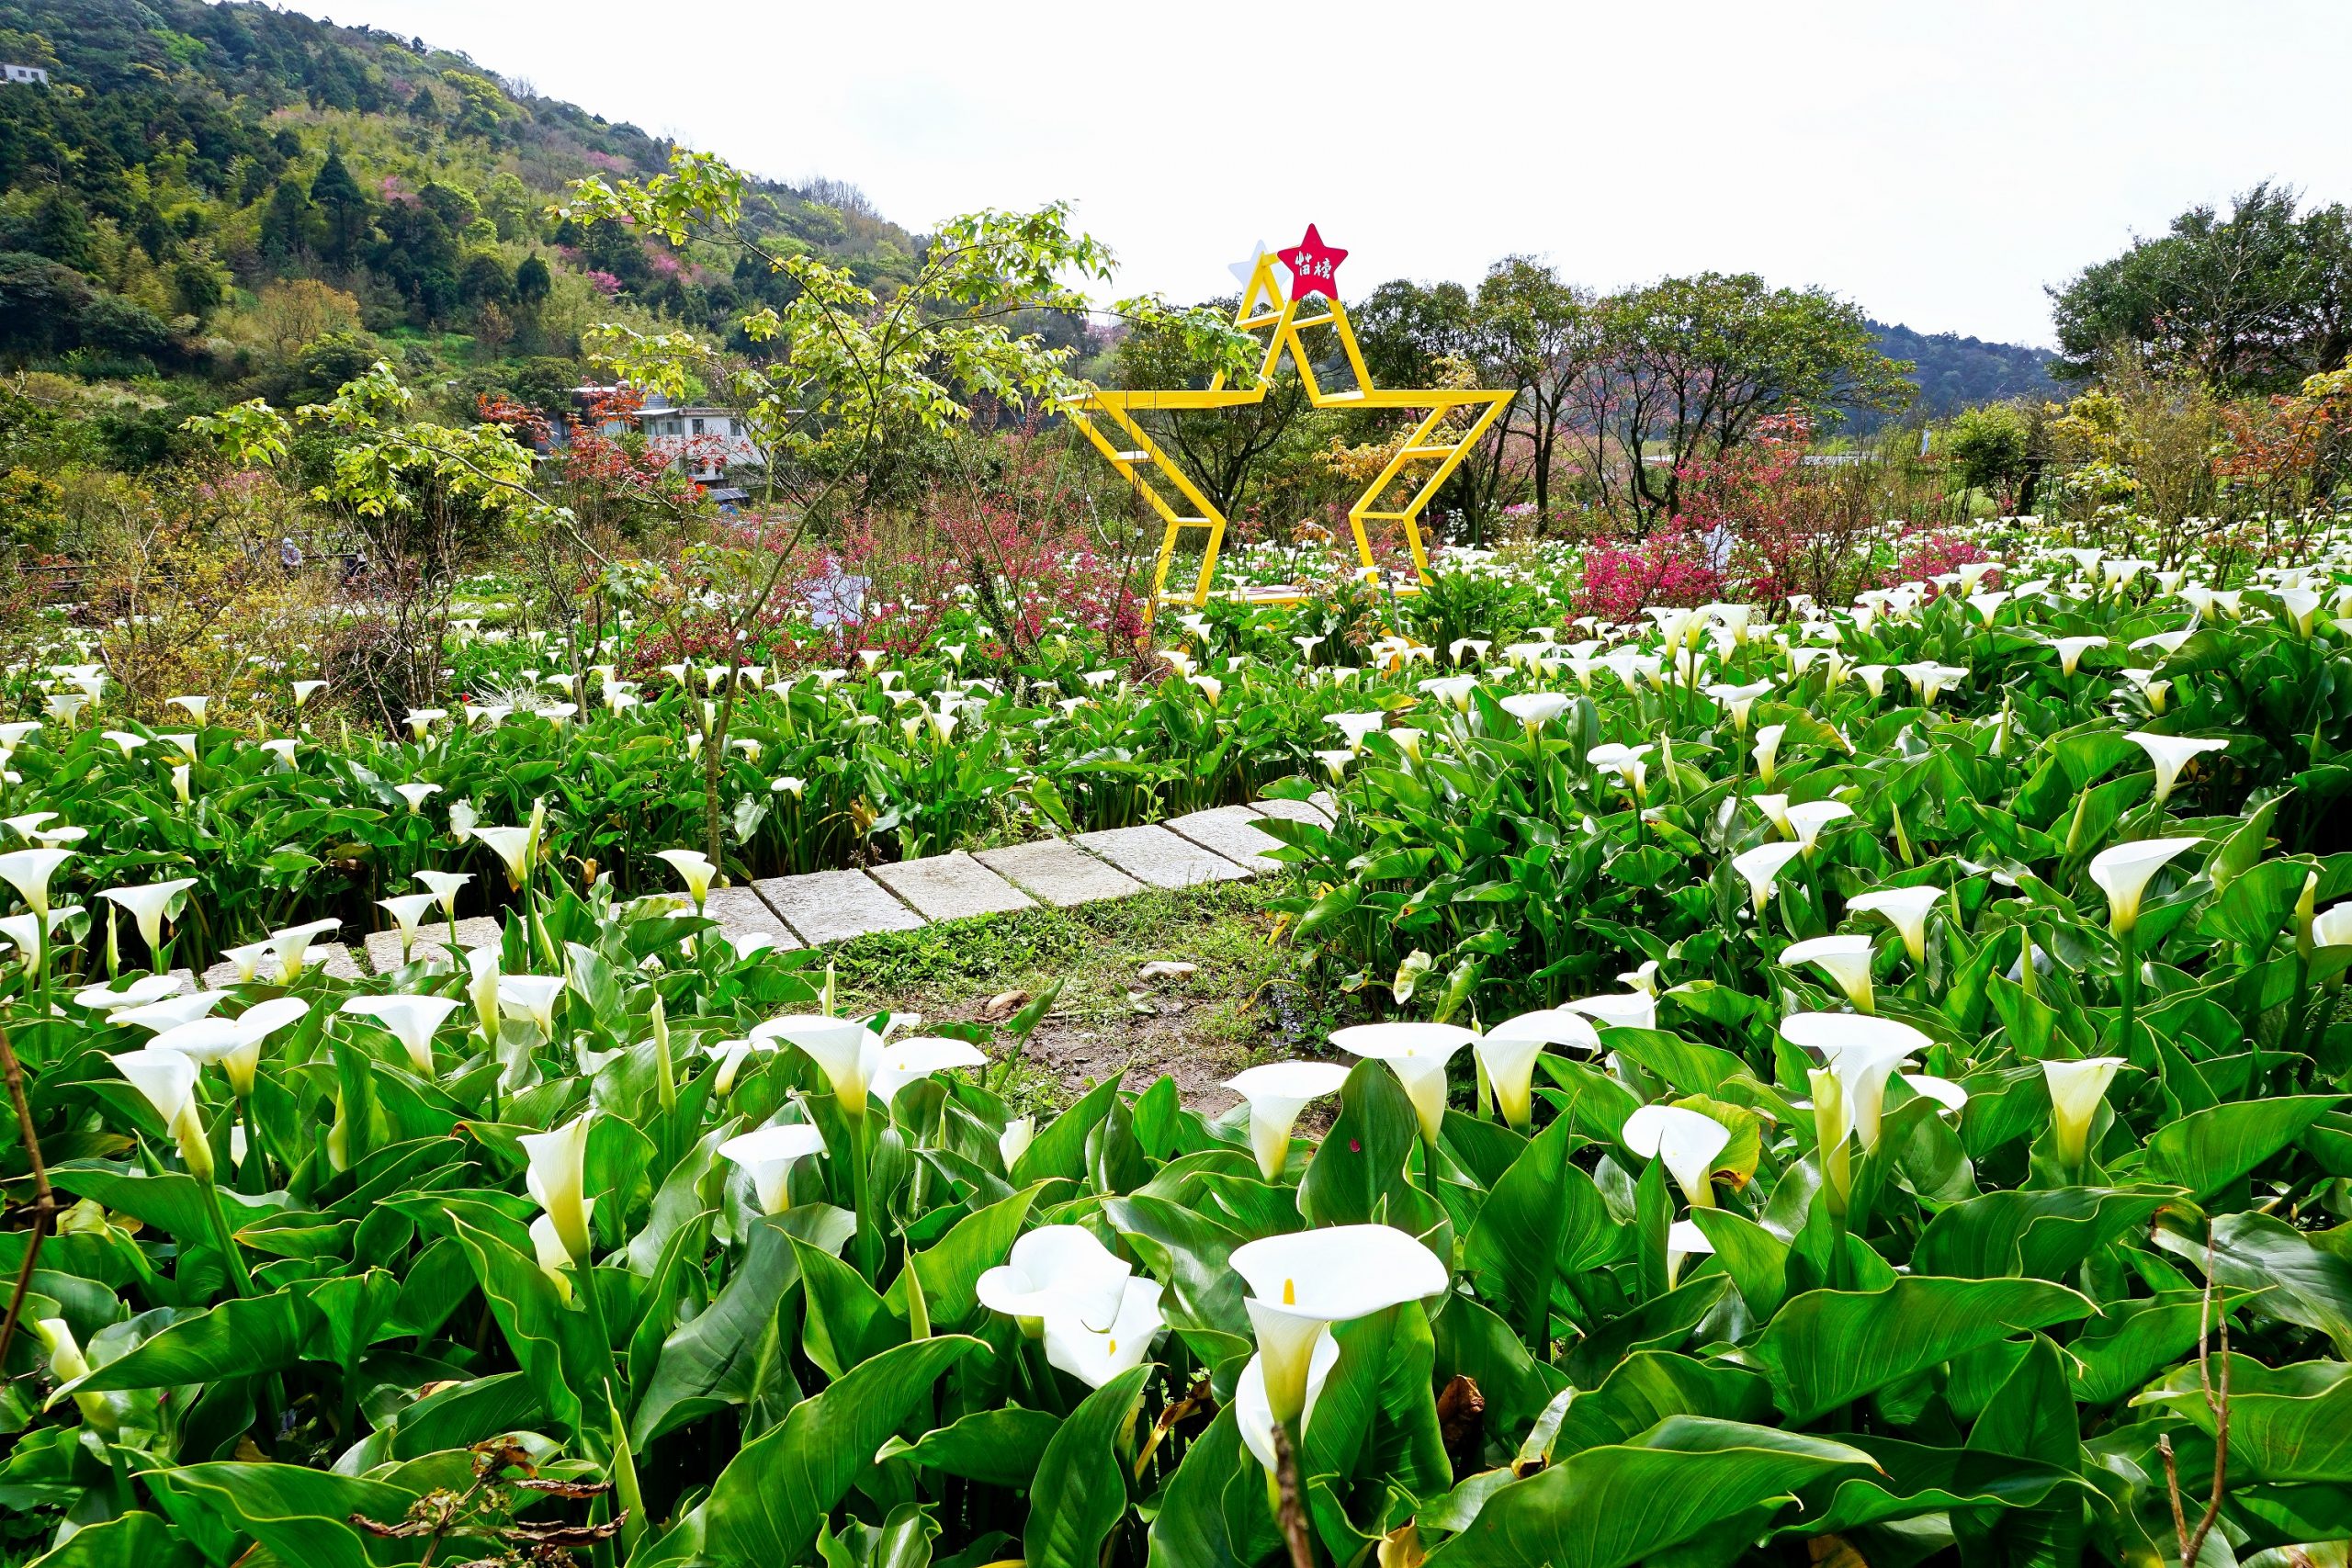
xmin=0 ymin=1028 xmax=55 ymax=1371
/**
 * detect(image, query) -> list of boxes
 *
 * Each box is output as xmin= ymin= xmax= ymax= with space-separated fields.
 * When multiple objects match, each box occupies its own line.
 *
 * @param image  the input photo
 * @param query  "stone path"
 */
xmin=346 ymin=795 xmax=1337 ymax=973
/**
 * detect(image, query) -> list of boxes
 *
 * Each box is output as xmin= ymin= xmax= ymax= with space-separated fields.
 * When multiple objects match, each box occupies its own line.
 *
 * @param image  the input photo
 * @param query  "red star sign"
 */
xmin=1276 ymin=223 xmax=1348 ymax=302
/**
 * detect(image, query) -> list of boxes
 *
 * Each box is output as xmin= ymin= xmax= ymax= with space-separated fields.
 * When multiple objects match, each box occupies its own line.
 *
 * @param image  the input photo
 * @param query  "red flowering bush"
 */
xmin=1574 ymin=526 xmax=1725 ymax=621
xmin=1890 ymin=528 xmax=1989 ymax=586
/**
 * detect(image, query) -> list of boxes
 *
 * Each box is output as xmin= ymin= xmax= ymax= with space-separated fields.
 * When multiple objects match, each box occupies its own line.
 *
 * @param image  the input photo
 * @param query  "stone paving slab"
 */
xmin=1250 ymin=795 xmax=1334 ymax=829
xmin=703 ymin=886 xmax=802 ymax=947
xmin=364 ymin=915 xmax=505 ymax=975
xmin=1164 ymin=806 xmax=1285 ymax=874
xmin=752 ymin=869 xmax=925 ymax=945
xmin=204 ymin=942 xmax=363 ymax=988
xmin=976 ymin=839 xmax=1146 ymax=908
xmin=871 ymin=851 xmax=1035 ymax=921
xmin=1072 ymin=824 xmax=1254 ymax=888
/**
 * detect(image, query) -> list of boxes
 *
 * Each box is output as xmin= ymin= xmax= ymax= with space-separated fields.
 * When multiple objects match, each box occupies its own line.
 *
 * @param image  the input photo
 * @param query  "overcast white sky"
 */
xmin=298 ymin=0 xmax=2351 ymax=345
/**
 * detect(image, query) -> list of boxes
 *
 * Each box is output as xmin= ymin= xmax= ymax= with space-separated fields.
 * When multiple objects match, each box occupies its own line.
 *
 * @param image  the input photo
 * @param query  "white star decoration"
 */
xmin=1229 ymin=241 xmax=1291 ymax=294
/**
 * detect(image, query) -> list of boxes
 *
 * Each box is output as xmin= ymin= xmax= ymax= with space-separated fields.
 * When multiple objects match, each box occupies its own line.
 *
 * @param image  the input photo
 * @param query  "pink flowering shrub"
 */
xmin=1575 ymin=527 xmax=1725 ymax=621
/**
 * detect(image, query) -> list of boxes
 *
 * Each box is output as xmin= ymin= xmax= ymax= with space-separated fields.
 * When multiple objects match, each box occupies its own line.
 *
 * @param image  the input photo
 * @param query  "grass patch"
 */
xmin=828 ymin=879 xmax=1342 ymax=1112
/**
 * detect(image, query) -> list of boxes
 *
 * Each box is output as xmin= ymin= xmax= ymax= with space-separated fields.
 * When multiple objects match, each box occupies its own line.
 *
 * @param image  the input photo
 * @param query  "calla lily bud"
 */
xmin=1807 ymin=1066 xmax=1850 ymax=1209
xmin=651 ymin=994 xmax=676 ymax=1111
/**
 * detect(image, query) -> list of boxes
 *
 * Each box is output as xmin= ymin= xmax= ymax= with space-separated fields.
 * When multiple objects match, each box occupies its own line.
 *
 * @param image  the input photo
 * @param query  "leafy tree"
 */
xmin=307 ymin=145 xmax=372 ymax=268
xmin=1474 ymin=256 xmax=1599 ymax=530
xmin=1351 ymin=276 xmax=1475 ymax=387
xmin=1112 ymin=295 xmax=1312 ymax=523
xmin=0 ymin=249 xmax=92 ymax=354
xmin=78 ymin=292 xmax=173 ymax=361
xmin=257 ymin=176 xmax=312 ymax=261
xmin=27 ymin=185 xmax=96 ymax=269
xmin=1944 ymin=400 xmax=2041 ymax=513
xmin=514 ymin=252 xmax=552 ymax=311
xmin=458 ymin=251 xmax=512 ymax=307
xmin=481 ymin=171 xmax=534 ymax=242
xmin=2051 ymin=182 xmax=2352 ymax=393
xmin=1581 ymin=272 xmax=1915 ymax=525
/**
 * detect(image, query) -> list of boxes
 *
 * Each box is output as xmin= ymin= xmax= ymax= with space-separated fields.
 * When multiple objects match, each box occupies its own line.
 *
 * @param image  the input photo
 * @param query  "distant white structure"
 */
xmin=632 ymin=400 xmax=763 ymax=485
xmin=561 ymin=385 xmax=763 ymax=492
xmin=3 ymin=63 xmax=51 ymax=85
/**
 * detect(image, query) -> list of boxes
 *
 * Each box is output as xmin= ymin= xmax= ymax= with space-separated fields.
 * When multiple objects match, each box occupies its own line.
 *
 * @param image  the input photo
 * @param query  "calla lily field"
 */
xmin=4 ymin=521 xmax=2352 ymax=1568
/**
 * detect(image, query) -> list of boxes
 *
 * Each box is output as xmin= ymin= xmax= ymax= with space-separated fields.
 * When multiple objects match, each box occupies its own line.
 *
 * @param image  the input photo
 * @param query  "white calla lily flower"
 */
xmin=1329 ymin=1021 xmax=1477 ymax=1142
xmin=1780 ymin=934 xmax=1878 ymax=1012
xmin=115 ymin=989 xmax=225 ymax=1035
xmin=998 ymin=1115 xmax=1035 ymax=1169
xmin=2088 ymin=837 xmax=2202 ymax=934
xmin=497 ymin=975 xmax=565 ymax=1034
xmin=979 ymin=1224 xmax=1135 ymax=1335
xmin=1780 ymin=1012 xmax=1928 ymax=1150
xmin=518 ymin=1110 xmax=595 ymax=1264
xmin=75 ymin=974 xmax=181 ymax=1013
xmin=759 ymin=1017 xmax=985 ymax=1116
xmin=718 ymin=1122 xmax=827 ymax=1213
xmin=2044 ymin=1056 xmax=2126 ymax=1172
xmin=378 ymin=893 xmax=442 ymax=962
xmin=1846 ymin=885 xmax=1944 ymax=964
xmin=654 ymin=848 xmax=718 ymax=909
xmin=1621 ymin=1104 xmax=1730 ymax=1209
xmin=1224 ymin=1061 xmax=1351 ymax=1179
xmin=1236 ymin=1333 xmax=1342 ymax=1472
xmin=1475 ymin=1009 xmax=1601 ymax=1131
xmin=1228 ymin=1224 xmax=1448 ymax=1425
xmin=1666 ymin=1217 xmax=1715 ymax=1289
xmin=111 ymin=1048 xmax=209 ymax=1175
xmin=1044 ymin=1275 xmax=1167 ymax=1388
xmin=2123 ymin=732 xmax=2228 ymax=808
xmin=341 ymin=993 xmax=461 ymax=1076
xmin=96 ymin=878 xmax=197 ymax=957
xmin=1732 ymin=840 xmax=1804 ymax=913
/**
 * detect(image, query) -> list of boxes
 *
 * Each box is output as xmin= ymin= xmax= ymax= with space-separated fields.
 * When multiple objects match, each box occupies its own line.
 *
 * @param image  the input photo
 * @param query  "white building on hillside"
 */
xmin=3 ymin=64 xmax=51 ymax=85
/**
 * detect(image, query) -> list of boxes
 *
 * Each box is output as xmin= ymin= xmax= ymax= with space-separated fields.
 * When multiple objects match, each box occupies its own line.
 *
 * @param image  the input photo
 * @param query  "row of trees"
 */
xmin=1109 ymin=261 xmax=1917 ymax=538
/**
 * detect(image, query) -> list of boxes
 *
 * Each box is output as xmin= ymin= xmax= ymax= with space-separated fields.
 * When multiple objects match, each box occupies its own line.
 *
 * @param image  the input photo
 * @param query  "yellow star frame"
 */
xmin=1063 ymin=250 xmax=1515 ymax=624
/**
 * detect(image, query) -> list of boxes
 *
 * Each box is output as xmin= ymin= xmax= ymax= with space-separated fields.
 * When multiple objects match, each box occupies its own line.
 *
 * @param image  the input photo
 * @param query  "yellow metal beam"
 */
xmin=1069 ymin=248 xmax=1516 ymax=624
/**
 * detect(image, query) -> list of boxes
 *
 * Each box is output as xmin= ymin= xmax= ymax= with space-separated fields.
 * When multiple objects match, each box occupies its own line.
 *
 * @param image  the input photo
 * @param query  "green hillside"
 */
xmin=0 ymin=0 xmax=920 ymax=451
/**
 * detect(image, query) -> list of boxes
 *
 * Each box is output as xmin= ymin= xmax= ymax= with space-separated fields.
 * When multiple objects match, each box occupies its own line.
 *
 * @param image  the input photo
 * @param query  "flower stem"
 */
xmin=2116 ymin=926 xmax=2141 ymax=1066
xmin=198 ymin=1171 xmax=254 ymax=1298
xmin=846 ymin=1109 xmax=881 ymax=1281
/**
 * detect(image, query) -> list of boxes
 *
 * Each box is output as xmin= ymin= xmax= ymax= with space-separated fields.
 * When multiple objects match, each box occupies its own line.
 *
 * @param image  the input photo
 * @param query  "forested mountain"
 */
xmin=1858 ymin=318 xmax=2060 ymax=428
xmin=0 ymin=0 xmax=920 ymax=450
